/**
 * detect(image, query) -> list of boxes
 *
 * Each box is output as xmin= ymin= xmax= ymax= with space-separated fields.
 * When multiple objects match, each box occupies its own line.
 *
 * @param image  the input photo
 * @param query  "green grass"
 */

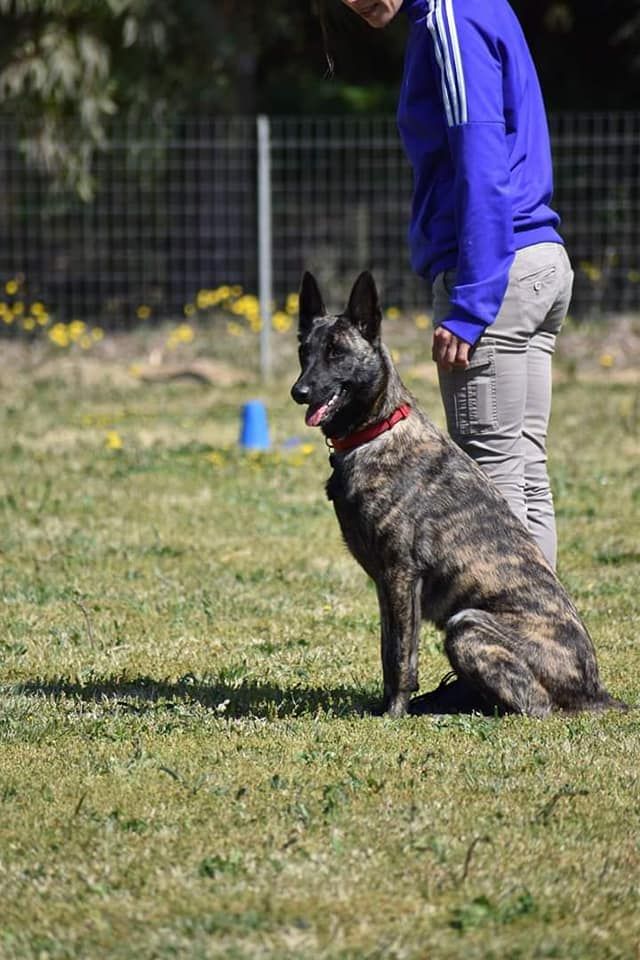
xmin=0 ymin=327 xmax=639 ymax=959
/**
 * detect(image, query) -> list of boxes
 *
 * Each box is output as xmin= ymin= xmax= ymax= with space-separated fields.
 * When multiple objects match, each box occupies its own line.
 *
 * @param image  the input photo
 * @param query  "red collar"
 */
xmin=329 ymin=404 xmax=411 ymax=452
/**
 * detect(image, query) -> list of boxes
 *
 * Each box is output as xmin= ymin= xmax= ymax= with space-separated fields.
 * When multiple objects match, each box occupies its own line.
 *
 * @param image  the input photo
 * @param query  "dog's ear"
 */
xmin=298 ymin=272 xmax=326 ymax=339
xmin=345 ymin=271 xmax=382 ymax=343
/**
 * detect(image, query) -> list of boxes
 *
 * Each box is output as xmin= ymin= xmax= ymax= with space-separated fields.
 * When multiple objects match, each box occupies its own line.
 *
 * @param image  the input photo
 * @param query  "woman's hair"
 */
xmin=314 ymin=0 xmax=335 ymax=77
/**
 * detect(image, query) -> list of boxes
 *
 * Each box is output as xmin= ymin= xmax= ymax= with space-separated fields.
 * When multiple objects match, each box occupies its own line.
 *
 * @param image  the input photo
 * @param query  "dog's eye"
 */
xmin=327 ymin=340 xmax=346 ymax=359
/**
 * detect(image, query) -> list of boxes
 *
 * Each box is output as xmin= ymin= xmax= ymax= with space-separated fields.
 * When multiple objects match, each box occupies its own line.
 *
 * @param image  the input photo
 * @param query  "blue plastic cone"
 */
xmin=239 ymin=400 xmax=271 ymax=451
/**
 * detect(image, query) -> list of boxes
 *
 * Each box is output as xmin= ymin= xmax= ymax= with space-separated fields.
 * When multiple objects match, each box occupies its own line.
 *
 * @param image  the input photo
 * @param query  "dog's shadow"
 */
xmin=15 ymin=675 xmax=379 ymax=720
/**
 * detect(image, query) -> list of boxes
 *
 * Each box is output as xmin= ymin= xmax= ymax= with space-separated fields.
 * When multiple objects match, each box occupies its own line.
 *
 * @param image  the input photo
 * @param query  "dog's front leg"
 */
xmin=376 ymin=574 xmax=421 ymax=717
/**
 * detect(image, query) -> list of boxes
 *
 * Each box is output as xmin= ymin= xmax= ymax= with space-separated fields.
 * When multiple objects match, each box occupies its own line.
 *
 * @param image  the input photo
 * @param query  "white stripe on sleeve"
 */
xmin=444 ymin=0 xmax=468 ymax=123
xmin=426 ymin=0 xmax=468 ymax=127
xmin=427 ymin=3 xmax=455 ymax=126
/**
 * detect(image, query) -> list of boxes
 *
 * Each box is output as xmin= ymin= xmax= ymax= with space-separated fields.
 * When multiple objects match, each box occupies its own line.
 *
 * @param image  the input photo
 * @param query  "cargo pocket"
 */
xmin=439 ymin=341 xmax=498 ymax=437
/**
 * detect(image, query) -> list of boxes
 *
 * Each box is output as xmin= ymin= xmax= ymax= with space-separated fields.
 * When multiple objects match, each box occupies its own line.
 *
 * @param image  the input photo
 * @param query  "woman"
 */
xmin=339 ymin=0 xmax=573 ymax=570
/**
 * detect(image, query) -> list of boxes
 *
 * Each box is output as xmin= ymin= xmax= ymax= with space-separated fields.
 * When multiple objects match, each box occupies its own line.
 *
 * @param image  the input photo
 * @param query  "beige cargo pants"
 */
xmin=433 ymin=242 xmax=574 ymax=569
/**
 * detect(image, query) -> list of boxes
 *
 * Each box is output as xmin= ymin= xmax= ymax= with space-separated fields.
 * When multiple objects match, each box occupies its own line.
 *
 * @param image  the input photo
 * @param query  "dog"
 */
xmin=291 ymin=270 xmax=625 ymax=718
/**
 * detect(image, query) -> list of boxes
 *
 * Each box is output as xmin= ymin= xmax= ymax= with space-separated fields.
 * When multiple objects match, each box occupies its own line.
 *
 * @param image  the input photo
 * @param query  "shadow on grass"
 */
xmin=15 ymin=675 xmax=379 ymax=719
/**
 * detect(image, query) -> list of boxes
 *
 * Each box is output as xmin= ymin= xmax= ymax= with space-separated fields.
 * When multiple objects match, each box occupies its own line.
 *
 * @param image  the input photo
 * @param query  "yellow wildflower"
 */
xmin=599 ymin=353 xmax=615 ymax=369
xmin=12 ymin=301 xmax=24 ymax=316
xmin=579 ymin=261 xmax=602 ymax=283
xmin=174 ymin=323 xmax=194 ymax=343
xmin=79 ymin=335 xmax=93 ymax=350
xmin=196 ymin=289 xmax=216 ymax=310
xmin=204 ymin=451 xmax=225 ymax=467
xmin=31 ymin=302 xmax=45 ymax=316
xmin=386 ymin=307 xmax=401 ymax=321
xmin=137 ymin=305 xmax=152 ymax=320
xmin=37 ymin=312 xmax=50 ymax=326
xmin=2 ymin=313 xmax=13 ymax=325
xmin=68 ymin=320 xmax=86 ymax=341
xmin=272 ymin=311 xmax=292 ymax=333
xmin=194 ymin=286 xmax=235 ymax=310
xmin=129 ymin=363 xmax=142 ymax=378
xmin=105 ymin=430 xmax=123 ymax=450
xmin=226 ymin=321 xmax=244 ymax=337
xmin=22 ymin=317 xmax=36 ymax=331
xmin=49 ymin=323 xmax=70 ymax=347
xmin=391 ymin=349 xmax=401 ymax=364
xmin=285 ymin=292 xmax=299 ymax=315
xmin=230 ymin=294 xmax=260 ymax=321
xmin=5 ymin=279 xmax=18 ymax=295
xmin=166 ymin=323 xmax=194 ymax=350
xmin=300 ymin=443 xmax=314 ymax=456
xmin=206 ymin=288 xmax=237 ymax=309
xmin=92 ymin=327 xmax=104 ymax=341
xmin=249 ymin=316 xmax=262 ymax=333
xmin=414 ymin=313 xmax=430 ymax=330
xmin=184 ymin=303 xmax=196 ymax=317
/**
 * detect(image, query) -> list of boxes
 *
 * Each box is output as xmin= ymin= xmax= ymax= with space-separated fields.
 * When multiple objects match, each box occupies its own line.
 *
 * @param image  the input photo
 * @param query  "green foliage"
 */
xmin=0 ymin=0 xmax=135 ymax=197
xmin=0 ymin=0 xmax=264 ymax=196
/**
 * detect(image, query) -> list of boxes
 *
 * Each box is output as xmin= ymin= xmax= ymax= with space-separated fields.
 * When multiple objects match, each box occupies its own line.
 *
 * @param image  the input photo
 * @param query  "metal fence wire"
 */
xmin=0 ymin=113 xmax=639 ymax=331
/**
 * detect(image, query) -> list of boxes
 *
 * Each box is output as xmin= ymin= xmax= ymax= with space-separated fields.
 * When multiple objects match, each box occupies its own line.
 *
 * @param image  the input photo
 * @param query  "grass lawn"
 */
xmin=0 ymin=318 xmax=639 ymax=959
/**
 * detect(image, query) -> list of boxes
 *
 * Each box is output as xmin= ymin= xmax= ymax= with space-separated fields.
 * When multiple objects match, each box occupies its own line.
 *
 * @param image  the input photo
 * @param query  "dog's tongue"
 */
xmin=305 ymin=402 xmax=329 ymax=428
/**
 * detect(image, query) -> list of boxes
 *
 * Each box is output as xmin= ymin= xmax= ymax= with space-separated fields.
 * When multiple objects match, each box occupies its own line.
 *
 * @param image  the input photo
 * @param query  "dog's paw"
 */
xmin=409 ymin=673 xmax=502 ymax=716
xmin=383 ymin=693 xmax=410 ymax=718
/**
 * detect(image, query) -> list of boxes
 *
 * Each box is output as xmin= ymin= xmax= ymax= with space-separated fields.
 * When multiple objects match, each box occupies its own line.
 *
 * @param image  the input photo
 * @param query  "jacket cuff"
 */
xmin=439 ymin=309 xmax=489 ymax=346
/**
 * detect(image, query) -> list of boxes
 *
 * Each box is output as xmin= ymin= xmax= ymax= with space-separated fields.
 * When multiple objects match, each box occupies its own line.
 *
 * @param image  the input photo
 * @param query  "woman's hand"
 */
xmin=339 ymin=0 xmax=404 ymax=28
xmin=432 ymin=327 xmax=471 ymax=372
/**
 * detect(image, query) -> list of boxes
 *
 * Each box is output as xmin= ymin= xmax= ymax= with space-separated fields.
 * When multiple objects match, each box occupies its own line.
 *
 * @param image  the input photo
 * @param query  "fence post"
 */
xmin=257 ymin=115 xmax=273 ymax=381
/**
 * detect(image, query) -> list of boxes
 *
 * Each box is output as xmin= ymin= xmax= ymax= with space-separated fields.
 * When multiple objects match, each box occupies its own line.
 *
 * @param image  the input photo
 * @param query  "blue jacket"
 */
xmin=397 ymin=0 xmax=563 ymax=345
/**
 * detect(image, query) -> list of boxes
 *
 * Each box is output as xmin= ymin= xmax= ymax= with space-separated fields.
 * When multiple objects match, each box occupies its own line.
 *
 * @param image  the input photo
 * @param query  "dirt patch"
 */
xmin=135 ymin=359 xmax=248 ymax=387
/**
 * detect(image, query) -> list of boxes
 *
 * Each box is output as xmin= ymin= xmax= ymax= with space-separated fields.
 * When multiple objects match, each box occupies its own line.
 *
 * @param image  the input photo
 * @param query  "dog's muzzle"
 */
xmin=291 ymin=381 xmax=311 ymax=404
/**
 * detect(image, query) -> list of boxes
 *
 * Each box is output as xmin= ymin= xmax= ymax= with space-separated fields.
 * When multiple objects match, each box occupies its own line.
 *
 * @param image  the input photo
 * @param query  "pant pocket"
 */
xmin=439 ymin=341 xmax=498 ymax=436
xmin=518 ymin=264 xmax=557 ymax=285
xmin=518 ymin=264 xmax=558 ymax=305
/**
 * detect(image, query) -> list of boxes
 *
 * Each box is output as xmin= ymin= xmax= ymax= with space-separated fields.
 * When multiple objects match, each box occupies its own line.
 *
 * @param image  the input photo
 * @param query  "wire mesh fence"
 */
xmin=0 ymin=112 xmax=639 ymax=334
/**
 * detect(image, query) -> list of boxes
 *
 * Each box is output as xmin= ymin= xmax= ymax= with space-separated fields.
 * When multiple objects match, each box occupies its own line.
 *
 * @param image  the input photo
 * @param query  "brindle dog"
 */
xmin=291 ymin=270 xmax=625 ymax=718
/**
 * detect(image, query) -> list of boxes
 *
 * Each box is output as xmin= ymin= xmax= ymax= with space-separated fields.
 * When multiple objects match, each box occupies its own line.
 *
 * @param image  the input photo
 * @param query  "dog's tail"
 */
xmin=598 ymin=692 xmax=629 ymax=712
xmin=568 ymin=689 xmax=629 ymax=714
